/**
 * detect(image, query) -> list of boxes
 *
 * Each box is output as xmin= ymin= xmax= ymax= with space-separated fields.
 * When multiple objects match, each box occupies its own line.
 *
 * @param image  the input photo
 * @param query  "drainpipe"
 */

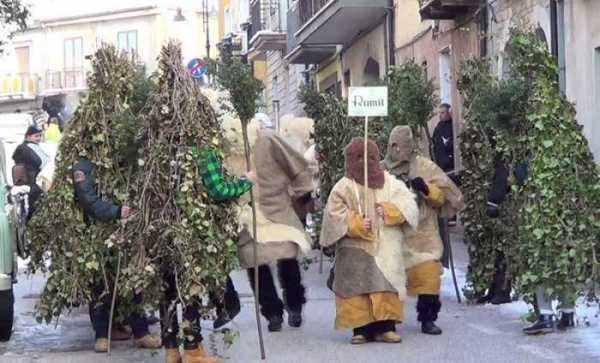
xmin=273 ymin=100 xmax=281 ymax=132
xmin=480 ymin=0 xmax=488 ymax=58
xmin=388 ymin=3 xmax=396 ymax=67
xmin=550 ymin=0 xmax=558 ymax=60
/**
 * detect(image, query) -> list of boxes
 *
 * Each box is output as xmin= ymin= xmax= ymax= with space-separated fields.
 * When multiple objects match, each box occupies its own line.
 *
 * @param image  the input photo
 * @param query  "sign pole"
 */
xmin=363 ymin=116 xmax=369 ymax=214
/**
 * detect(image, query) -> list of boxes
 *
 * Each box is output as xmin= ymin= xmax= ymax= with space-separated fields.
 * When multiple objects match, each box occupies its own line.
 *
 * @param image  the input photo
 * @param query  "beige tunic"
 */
xmin=402 ymin=156 xmax=464 ymax=268
xmin=237 ymin=131 xmax=314 ymax=268
xmin=320 ymin=173 xmax=419 ymax=300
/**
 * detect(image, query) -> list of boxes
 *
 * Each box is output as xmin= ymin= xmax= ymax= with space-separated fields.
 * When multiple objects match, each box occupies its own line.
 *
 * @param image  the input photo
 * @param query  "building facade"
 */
xmin=487 ymin=0 xmax=600 ymax=162
xmin=0 ymin=1 xmax=218 ymax=118
xmin=248 ymin=0 xmax=307 ymax=123
xmin=395 ymin=0 xmax=481 ymax=166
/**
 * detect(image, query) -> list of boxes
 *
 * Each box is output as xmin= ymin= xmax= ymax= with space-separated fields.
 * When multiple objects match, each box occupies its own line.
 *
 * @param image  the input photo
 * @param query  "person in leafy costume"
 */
xmin=382 ymin=126 xmax=464 ymax=335
xmin=26 ymin=46 xmax=157 ymax=352
xmin=501 ymin=29 xmax=600 ymax=335
xmin=71 ymin=157 xmax=160 ymax=352
xmin=124 ymin=42 xmax=247 ymax=363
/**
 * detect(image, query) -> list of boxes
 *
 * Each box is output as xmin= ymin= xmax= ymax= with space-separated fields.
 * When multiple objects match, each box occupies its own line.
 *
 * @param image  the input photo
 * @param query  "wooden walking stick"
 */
xmin=107 ymin=251 xmax=122 ymax=356
xmin=363 ymin=116 xmax=369 ymax=214
xmin=241 ymin=123 xmax=266 ymax=360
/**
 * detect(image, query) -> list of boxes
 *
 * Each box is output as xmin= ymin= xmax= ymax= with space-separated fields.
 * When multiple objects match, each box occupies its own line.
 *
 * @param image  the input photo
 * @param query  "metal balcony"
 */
xmin=248 ymin=0 xmax=287 ymax=61
xmin=295 ymin=0 xmax=391 ymax=45
xmin=0 ymin=73 xmax=39 ymax=99
xmin=419 ymin=0 xmax=479 ymax=20
xmin=44 ymin=68 xmax=87 ymax=93
xmin=286 ymin=0 xmax=390 ymax=64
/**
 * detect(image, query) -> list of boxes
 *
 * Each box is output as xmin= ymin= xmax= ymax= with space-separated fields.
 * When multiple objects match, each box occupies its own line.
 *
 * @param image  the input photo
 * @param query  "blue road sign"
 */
xmin=187 ymin=58 xmax=208 ymax=79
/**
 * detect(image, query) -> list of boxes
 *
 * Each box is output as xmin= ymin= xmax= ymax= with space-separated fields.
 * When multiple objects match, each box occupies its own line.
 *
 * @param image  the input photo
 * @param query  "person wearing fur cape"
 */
xmin=237 ymin=128 xmax=315 ymax=332
xmin=382 ymin=126 xmax=464 ymax=335
xmin=320 ymin=138 xmax=419 ymax=344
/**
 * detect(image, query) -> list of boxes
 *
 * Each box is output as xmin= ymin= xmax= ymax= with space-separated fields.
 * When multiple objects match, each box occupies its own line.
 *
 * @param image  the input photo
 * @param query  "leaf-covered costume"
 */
xmin=121 ymin=42 xmax=242 ymax=352
xmin=27 ymin=46 xmax=149 ymax=324
xmin=507 ymin=30 xmax=600 ymax=302
xmin=456 ymin=59 xmax=521 ymax=303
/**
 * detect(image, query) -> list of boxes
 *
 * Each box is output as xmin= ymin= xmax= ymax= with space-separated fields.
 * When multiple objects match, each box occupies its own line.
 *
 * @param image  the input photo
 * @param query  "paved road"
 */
xmin=1 ymin=235 xmax=599 ymax=362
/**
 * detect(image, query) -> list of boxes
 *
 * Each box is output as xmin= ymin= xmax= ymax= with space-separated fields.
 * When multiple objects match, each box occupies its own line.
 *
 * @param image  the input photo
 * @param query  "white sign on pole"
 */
xmin=348 ymin=87 xmax=388 ymax=117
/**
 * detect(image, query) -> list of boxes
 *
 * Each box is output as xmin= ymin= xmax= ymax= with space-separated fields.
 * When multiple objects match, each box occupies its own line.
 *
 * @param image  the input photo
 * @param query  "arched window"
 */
xmin=363 ymin=57 xmax=380 ymax=86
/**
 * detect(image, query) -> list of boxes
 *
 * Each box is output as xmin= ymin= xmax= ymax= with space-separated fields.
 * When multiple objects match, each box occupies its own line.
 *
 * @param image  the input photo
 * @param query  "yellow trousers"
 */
xmin=406 ymin=260 xmax=442 ymax=296
xmin=335 ymin=292 xmax=404 ymax=330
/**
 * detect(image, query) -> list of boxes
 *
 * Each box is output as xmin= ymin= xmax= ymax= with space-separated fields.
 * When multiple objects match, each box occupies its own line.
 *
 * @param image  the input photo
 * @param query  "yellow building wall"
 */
xmin=395 ymin=0 xmax=432 ymax=49
xmin=218 ymin=0 xmax=230 ymax=40
xmin=316 ymin=60 xmax=341 ymax=88
xmin=253 ymin=60 xmax=267 ymax=81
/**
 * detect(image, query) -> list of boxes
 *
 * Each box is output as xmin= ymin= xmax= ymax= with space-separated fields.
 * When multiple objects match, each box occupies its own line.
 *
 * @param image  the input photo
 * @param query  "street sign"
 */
xmin=187 ymin=58 xmax=208 ymax=79
xmin=348 ymin=87 xmax=388 ymax=117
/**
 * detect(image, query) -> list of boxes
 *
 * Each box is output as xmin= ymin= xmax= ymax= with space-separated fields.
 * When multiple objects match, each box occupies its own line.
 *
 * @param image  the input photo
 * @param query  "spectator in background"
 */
xmin=12 ymin=126 xmax=48 ymax=219
xmin=43 ymin=118 xmax=62 ymax=144
xmin=432 ymin=103 xmax=458 ymax=184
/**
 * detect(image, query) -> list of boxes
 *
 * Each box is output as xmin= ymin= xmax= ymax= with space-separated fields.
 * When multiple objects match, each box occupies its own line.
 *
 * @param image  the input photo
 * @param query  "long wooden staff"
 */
xmin=241 ymin=122 xmax=266 ymax=360
xmin=364 ymin=116 xmax=369 ymax=213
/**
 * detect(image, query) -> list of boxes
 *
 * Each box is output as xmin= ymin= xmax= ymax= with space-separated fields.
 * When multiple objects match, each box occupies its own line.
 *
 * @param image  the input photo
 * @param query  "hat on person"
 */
xmin=25 ymin=125 xmax=43 ymax=137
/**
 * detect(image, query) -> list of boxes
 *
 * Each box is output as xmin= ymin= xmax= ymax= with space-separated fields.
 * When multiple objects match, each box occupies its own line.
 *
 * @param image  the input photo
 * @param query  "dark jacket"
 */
xmin=487 ymin=159 xmax=510 ymax=206
xmin=432 ymin=119 xmax=454 ymax=173
xmin=72 ymin=159 xmax=121 ymax=223
xmin=12 ymin=141 xmax=42 ymax=184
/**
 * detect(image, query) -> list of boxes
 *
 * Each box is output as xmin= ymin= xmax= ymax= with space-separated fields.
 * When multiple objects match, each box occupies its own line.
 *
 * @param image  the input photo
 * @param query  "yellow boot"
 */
xmin=165 ymin=348 xmax=182 ymax=363
xmin=94 ymin=338 xmax=109 ymax=353
xmin=183 ymin=345 xmax=222 ymax=363
xmin=135 ymin=333 xmax=162 ymax=349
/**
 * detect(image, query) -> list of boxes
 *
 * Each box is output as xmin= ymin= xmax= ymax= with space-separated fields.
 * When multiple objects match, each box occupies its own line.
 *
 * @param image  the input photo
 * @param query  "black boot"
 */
xmin=213 ymin=278 xmax=242 ymax=329
xmin=287 ymin=310 xmax=302 ymax=328
xmin=490 ymin=288 xmax=512 ymax=305
xmin=523 ymin=314 xmax=555 ymax=335
xmin=489 ymin=256 xmax=512 ymax=305
xmin=417 ymin=295 xmax=443 ymax=335
xmin=267 ymin=315 xmax=283 ymax=332
xmin=422 ymin=321 xmax=442 ymax=335
xmin=556 ymin=312 xmax=575 ymax=331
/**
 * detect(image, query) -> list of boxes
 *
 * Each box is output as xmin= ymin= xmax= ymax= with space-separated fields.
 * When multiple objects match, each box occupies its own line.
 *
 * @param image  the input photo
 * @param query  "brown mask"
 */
xmin=382 ymin=125 xmax=415 ymax=178
xmin=344 ymin=137 xmax=385 ymax=189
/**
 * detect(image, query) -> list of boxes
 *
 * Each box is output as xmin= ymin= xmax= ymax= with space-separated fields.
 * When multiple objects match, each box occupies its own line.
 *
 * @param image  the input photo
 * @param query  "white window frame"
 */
xmin=117 ymin=30 xmax=138 ymax=57
xmin=438 ymin=47 xmax=452 ymax=105
xmin=64 ymin=37 xmax=83 ymax=70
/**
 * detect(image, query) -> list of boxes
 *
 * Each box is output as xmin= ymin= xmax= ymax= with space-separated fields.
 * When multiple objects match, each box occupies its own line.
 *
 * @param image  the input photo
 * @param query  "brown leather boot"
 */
xmin=183 ymin=345 xmax=222 ymax=363
xmin=94 ymin=338 xmax=109 ymax=353
xmin=135 ymin=333 xmax=162 ymax=349
xmin=165 ymin=348 xmax=182 ymax=363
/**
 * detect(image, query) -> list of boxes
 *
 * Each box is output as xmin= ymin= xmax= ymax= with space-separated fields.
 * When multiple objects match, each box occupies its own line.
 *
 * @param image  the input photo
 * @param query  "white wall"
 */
xmin=341 ymin=24 xmax=386 ymax=87
xmin=563 ymin=0 xmax=600 ymax=162
xmin=487 ymin=0 xmax=551 ymax=78
xmin=1 ymin=5 xmax=217 ymax=78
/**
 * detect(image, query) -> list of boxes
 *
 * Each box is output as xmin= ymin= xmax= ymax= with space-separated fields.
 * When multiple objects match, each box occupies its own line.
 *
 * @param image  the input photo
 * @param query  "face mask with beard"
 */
xmin=344 ymin=137 xmax=385 ymax=189
xmin=383 ymin=125 xmax=415 ymax=179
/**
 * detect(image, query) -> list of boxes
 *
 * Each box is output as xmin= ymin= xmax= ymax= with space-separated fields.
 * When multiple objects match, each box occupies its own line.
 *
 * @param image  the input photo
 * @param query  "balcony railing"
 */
xmin=250 ymin=0 xmax=283 ymax=40
xmin=418 ymin=0 xmax=479 ymax=20
xmin=0 ymin=73 xmax=39 ymax=97
xmin=45 ymin=68 xmax=86 ymax=91
xmin=299 ymin=0 xmax=330 ymax=27
xmin=287 ymin=2 xmax=301 ymax=52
